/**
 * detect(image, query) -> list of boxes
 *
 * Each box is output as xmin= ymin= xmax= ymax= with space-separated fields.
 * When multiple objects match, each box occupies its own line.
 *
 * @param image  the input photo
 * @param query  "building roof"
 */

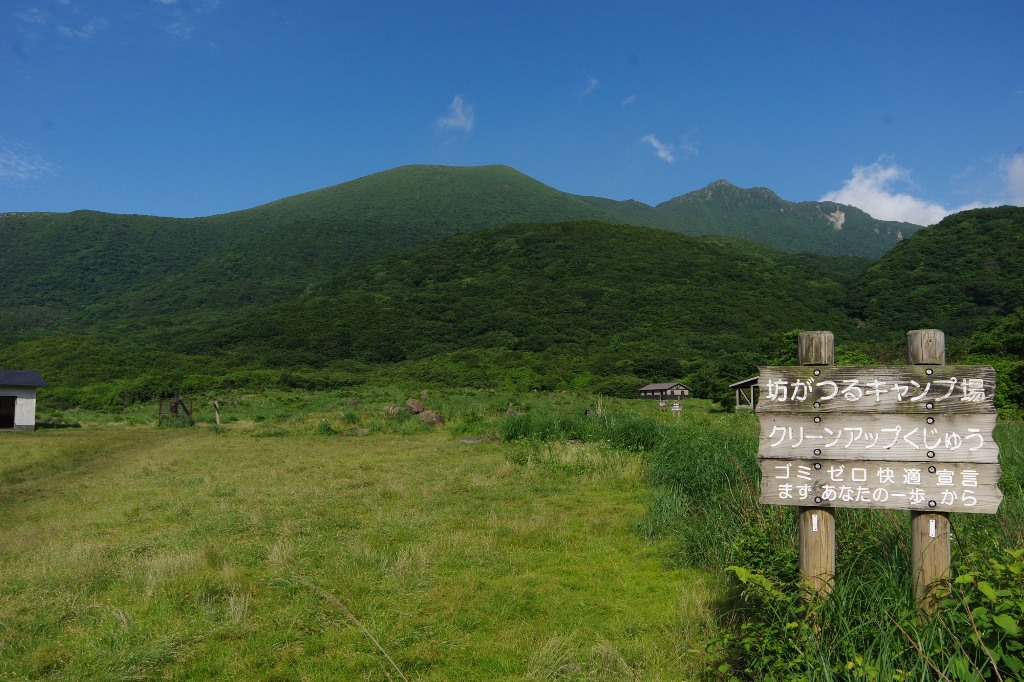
xmin=729 ymin=376 xmax=760 ymax=389
xmin=0 ymin=370 xmax=46 ymax=387
xmin=639 ymin=382 xmax=691 ymax=391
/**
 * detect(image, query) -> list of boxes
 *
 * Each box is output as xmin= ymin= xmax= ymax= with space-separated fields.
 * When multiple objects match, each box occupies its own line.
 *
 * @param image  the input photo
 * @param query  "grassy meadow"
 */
xmin=3 ymin=387 xmax=1023 ymax=680
xmin=0 ymin=390 xmax=718 ymax=680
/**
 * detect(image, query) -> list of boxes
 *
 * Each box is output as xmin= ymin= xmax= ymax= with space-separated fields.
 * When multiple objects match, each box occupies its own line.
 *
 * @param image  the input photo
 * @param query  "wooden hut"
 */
xmin=637 ymin=382 xmax=691 ymax=400
xmin=729 ymin=376 xmax=759 ymax=410
xmin=0 ymin=370 xmax=46 ymax=431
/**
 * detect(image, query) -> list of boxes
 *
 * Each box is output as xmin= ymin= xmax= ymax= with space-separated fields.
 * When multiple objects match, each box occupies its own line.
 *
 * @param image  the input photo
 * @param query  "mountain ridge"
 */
xmin=220 ymin=165 xmax=925 ymax=258
xmin=1 ymin=164 xmax=921 ymax=337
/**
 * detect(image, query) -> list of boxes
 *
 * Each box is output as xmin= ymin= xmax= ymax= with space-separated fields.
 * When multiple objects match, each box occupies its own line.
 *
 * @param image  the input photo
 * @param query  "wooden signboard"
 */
xmin=755 ymin=330 xmax=1001 ymax=607
xmin=759 ymin=459 xmax=1002 ymax=513
xmin=759 ymin=413 xmax=999 ymax=462
xmin=757 ymin=366 xmax=995 ymax=414
xmin=757 ymin=364 xmax=1000 ymax=515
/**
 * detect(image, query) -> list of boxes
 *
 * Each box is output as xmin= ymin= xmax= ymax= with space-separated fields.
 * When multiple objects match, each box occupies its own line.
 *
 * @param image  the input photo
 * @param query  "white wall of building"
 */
xmin=1 ymin=386 xmax=37 ymax=430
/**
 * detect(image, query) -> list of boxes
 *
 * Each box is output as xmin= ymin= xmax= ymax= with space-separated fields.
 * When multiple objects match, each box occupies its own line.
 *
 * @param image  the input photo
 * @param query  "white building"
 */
xmin=0 ymin=370 xmax=46 ymax=431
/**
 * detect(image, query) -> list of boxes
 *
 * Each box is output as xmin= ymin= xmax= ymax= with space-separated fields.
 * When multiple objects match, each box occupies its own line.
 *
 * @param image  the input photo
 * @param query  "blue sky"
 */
xmin=2 ymin=0 xmax=1022 ymax=225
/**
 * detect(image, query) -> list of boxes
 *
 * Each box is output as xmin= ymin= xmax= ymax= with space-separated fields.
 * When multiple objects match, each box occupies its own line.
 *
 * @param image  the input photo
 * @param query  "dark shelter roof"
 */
xmin=0 ymin=370 xmax=46 ymax=387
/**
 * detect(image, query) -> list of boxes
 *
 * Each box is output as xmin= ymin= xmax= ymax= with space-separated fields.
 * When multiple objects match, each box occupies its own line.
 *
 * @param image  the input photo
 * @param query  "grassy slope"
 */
xmin=208 ymin=164 xmax=614 ymax=232
xmin=0 ymin=397 xmax=714 ymax=680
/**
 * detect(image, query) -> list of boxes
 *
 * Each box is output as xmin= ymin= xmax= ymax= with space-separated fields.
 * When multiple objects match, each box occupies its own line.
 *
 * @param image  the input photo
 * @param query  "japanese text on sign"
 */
xmin=765 ymin=377 xmax=985 ymax=404
xmin=758 ymin=414 xmax=999 ymax=462
xmin=756 ymin=363 xmax=999 ymax=513
xmin=767 ymin=424 xmax=986 ymax=452
xmin=757 ymin=366 xmax=996 ymax=414
xmin=758 ymin=459 xmax=1002 ymax=513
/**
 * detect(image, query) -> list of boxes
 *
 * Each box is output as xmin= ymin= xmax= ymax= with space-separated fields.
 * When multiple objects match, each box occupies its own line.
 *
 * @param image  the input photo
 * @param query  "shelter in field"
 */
xmin=0 ymin=370 xmax=46 ymax=431
xmin=637 ymin=382 xmax=691 ymax=400
xmin=730 ymin=376 xmax=759 ymax=410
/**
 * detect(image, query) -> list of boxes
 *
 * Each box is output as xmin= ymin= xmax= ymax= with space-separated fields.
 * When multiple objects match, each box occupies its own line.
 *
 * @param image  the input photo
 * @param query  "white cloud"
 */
xmin=582 ymin=78 xmax=599 ymax=96
xmin=678 ymin=131 xmax=698 ymax=159
xmin=14 ymin=8 xmax=49 ymax=24
xmin=1001 ymin=151 xmax=1024 ymax=205
xmin=640 ymin=133 xmax=697 ymax=164
xmin=621 ymin=94 xmax=637 ymax=107
xmin=57 ymin=17 xmax=109 ymax=40
xmin=159 ymin=0 xmax=221 ymax=39
xmin=821 ymin=158 xmax=981 ymax=225
xmin=0 ymin=142 xmax=58 ymax=181
xmin=438 ymin=95 xmax=475 ymax=133
xmin=640 ymin=134 xmax=675 ymax=163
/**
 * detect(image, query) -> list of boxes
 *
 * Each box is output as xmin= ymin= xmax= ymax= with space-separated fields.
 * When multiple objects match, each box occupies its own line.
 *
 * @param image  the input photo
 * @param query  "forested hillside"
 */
xmin=0 ymin=221 xmax=868 ymax=407
xmin=0 ymin=165 xmax=918 ymax=336
xmin=851 ymin=207 xmax=1024 ymax=336
xmin=0 ymin=211 xmax=217 ymax=331
xmin=2 ymin=170 xmax=1021 ymax=413
xmin=200 ymin=221 xmax=865 ymax=383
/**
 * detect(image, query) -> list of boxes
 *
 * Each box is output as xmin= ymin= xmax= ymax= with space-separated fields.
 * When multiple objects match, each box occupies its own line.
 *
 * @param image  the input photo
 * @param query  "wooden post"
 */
xmin=907 ymin=329 xmax=951 ymax=612
xmin=798 ymin=331 xmax=836 ymax=598
xmin=213 ymin=400 xmax=222 ymax=426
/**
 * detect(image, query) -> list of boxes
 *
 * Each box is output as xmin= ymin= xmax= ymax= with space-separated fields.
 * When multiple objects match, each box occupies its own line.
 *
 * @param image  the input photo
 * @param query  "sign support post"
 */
xmin=797 ymin=331 xmax=836 ymax=599
xmin=907 ymin=329 xmax=951 ymax=612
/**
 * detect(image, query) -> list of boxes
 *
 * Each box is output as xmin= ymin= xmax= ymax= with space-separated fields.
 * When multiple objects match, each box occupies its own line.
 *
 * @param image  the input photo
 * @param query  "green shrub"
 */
xmin=939 ymin=548 xmax=1024 ymax=680
xmin=313 ymin=419 xmax=336 ymax=436
xmin=502 ymin=413 xmax=532 ymax=441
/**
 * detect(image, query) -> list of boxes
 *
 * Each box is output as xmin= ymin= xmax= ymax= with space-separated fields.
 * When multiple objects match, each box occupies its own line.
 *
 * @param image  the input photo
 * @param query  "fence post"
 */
xmin=907 ymin=329 xmax=951 ymax=612
xmin=798 ymin=331 xmax=836 ymax=598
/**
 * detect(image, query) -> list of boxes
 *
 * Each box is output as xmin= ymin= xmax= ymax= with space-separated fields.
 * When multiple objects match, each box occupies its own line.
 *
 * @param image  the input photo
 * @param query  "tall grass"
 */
xmin=502 ymin=404 xmax=1024 ymax=680
xmin=679 ymin=419 xmax=1024 ymax=680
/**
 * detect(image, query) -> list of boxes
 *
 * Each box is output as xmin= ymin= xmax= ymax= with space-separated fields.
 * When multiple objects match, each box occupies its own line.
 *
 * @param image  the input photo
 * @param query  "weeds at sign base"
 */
xmin=936 ymin=548 xmax=1024 ymax=680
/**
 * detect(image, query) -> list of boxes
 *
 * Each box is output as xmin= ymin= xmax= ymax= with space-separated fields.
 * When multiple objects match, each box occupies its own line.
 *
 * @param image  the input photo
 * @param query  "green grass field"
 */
xmin=5 ymin=388 xmax=1022 ymax=680
xmin=0 ymin=398 xmax=716 ymax=680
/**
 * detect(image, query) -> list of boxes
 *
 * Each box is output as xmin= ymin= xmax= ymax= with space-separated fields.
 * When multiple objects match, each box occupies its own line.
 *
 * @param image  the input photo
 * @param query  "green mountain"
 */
xmin=1 ymin=165 xmax=920 ymax=336
xmin=850 ymin=206 xmax=1024 ymax=336
xmin=206 ymin=164 xmax=614 ymax=231
xmin=11 ymin=166 xmax=1024 ymax=413
xmin=3 ymin=204 xmax=1022 ymax=411
xmin=0 ymin=166 xmax=608 ymax=333
xmin=649 ymin=179 xmax=919 ymax=258
xmin=207 ymin=166 xmax=920 ymax=260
